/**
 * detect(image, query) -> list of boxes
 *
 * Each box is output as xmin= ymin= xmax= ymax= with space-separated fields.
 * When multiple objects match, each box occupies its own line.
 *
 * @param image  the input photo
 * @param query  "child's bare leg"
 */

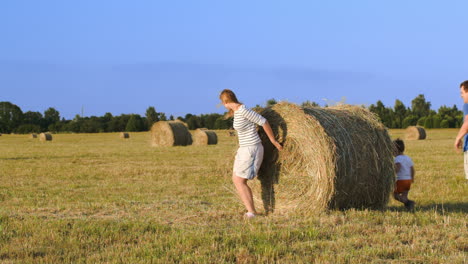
xmin=232 ymin=174 xmax=256 ymax=214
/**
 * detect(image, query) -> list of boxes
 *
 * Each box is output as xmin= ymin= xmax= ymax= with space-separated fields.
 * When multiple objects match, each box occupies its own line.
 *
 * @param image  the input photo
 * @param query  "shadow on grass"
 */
xmin=387 ymin=202 xmax=468 ymax=213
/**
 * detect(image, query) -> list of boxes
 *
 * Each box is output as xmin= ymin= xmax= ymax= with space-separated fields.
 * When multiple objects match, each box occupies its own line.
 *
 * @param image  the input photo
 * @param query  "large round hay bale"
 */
xmin=30 ymin=133 xmax=37 ymax=139
xmin=192 ymin=128 xmax=218 ymax=145
xmin=405 ymin=126 xmax=426 ymax=140
xmin=120 ymin=132 xmax=130 ymax=139
xmin=39 ymin=133 xmax=52 ymax=141
xmin=151 ymin=121 xmax=192 ymax=147
xmin=254 ymin=102 xmax=394 ymax=214
xmin=174 ymin=119 xmax=189 ymax=127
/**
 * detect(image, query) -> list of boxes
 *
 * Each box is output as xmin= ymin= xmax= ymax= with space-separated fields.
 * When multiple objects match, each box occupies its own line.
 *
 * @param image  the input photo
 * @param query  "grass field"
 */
xmin=0 ymin=129 xmax=466 ymax=263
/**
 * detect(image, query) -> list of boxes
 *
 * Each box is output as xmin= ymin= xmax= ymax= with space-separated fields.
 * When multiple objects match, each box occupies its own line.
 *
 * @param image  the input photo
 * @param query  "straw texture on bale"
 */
xmin=253 ymin=102 xmax=394 ymax=214
xmin=405 ymin=126 xmax=426 ymax=140
xmin=192 ymin=128 xmax=218 ymax=145
xmin=30 ymin=133 xmax=37 ymax=139
xmin=39 ymin=133 xmax=52 ymax=141
xmin=120 ymin=132 xmax=130 ymax=139
xmin=151 ymin=121 xmax=192 ymax=147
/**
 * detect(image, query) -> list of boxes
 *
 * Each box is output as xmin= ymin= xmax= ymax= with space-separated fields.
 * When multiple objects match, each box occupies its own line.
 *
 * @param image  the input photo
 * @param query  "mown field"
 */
xmin=0 ymin=129 xmax=466 ymax=263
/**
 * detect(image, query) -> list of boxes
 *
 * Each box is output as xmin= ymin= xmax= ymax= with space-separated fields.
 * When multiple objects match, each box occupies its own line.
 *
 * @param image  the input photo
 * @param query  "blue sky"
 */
xmin=1 ymin=1 xmax=467 ymax=119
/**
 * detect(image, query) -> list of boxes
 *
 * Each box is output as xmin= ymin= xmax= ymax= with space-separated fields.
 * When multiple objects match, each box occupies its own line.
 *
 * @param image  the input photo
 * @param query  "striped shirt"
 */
xmin=233 ymin=105 xmax=266 ymax=147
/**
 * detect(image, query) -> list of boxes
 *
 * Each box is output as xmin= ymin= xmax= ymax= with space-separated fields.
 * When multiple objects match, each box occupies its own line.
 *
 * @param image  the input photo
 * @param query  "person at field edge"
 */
xmin=454 ymin=80 xmax=468 ymax=182
xmin=393 ymin=138 xmax=416 ymax=211
xmin=219 ymin=89 xmax=283 ymax=219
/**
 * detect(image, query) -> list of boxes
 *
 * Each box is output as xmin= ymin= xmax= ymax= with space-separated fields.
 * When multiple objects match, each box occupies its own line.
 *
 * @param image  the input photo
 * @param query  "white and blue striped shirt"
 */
xmin=233 ymin=105 xmax=266 ymax=147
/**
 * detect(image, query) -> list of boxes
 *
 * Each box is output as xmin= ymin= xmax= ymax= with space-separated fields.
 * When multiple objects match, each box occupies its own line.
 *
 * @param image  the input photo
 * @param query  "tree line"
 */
xmin=0 ymin=94 xmax=463 ymax=134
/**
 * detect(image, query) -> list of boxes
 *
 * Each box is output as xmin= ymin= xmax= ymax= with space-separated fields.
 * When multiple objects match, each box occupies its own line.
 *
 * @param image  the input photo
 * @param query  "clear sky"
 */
xmin=1 ymin=1 xmax=467 ymax=119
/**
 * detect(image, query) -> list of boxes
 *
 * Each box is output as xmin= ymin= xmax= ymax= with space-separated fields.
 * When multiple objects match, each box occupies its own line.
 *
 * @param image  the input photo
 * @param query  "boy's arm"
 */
xmin=454 ymin=114 xmax=468 ymax=152
xmin=411 ymin=166 xmax=415 ymax=182
xmin=395 ymin=163 xmax=401 ymax=174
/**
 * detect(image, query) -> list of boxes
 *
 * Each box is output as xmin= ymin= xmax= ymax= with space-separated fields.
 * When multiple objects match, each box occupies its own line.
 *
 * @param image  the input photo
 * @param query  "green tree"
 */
xmin=417 ymin=117 xmax=426 ymax=126
xmin=125 ymin=115 xmax=144 ymax=132
xmin=432 ymin=115 xmax=441 ymax=128
xmin=145 ymin=106 xmax=159 ymax=127
xmin=393 ymin=100 xmax=407 ymax=128
xmin=214 ymin=116 xmax=232 ymax=129
xmin=266 ymin=98 xmax=277 ymax=107
xmin=424 ymin=116 xmax=433 ymax=129
xmin=411 ymin=94 xmax=431 ymax=118
xmin=201 ymin=114 xmax=222 ymax=129
xmin=0 ymin=102 xmax=24 ymax=133
xmin=402 ymin=115 xmax=418 ymax=128
xmin=23 ymin=111 xmax=43 ymax=127
xmin=44 ymin=107 xmax=60 ymax=130
xmin=15 ymin=124 xmax=41 ymax=134
xmin=186 ymin=115 xmax=202 ymax=130
xmin=369 ymin=100 xmax=392 ymax=127
xmin=440 ymin=119 xmax=450 ymax=128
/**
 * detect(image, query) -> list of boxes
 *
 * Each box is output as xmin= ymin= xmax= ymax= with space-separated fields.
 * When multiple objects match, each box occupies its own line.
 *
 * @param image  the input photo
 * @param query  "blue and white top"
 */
xmin=233 ymin=105 xmax=266 ymax=147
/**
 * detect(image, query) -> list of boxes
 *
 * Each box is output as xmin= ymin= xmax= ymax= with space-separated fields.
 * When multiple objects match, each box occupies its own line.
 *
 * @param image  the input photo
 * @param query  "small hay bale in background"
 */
xmin=30 ymin=133 xmax=37 ymax=139
xmin=252 ymin=102 xmax=394 ymax=214
xmin=120 ymin=132 xmax=130 ymax=139
xmin=192 ymin=128 xmax=218 ymax=145
xmin=150 ymin=121 xmax=192 ymax=147
xmin=405 ymin=126 xmax=426 ymax=140
xmin=39 ymin=133 xmax=52 ymax=142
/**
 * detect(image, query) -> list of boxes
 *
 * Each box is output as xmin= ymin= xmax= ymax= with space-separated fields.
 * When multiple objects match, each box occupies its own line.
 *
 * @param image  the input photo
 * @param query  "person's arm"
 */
xmin=454 ymin=115 xmax=468 ymax=152
xmin=395 ymin=163 xmax=401 ymax=174
xmin=262 ymin=121 xmax=283 ymax=151
xmin=411 ymin=166 xmax=415 ymax=183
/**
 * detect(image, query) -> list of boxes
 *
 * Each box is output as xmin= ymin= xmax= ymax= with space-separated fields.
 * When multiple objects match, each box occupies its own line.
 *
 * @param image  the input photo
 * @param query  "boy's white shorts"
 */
xmin=233 ymin=143 xmax=264 ymax=180
xmin=464 ymin=151 xmax=468 ymax=180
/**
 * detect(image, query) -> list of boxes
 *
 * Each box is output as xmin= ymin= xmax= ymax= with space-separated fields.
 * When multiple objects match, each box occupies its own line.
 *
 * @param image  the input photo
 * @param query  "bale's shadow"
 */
xmin=387 ymin=202 xmax=468 ymax=213
xmin=257 ymin=109 xmax=287 ymax=214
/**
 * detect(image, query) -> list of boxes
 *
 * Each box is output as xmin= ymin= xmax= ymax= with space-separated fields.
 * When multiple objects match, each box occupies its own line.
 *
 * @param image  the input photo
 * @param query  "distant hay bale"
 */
xmin=405 ymin=126 xmax=426 ymax=140
xmin=192 ymin=128 xmax=218 ymax=145
xmin=39 ymin=133 xmax=52 ymax=142
xmin=30 ymin=133 xmax=37 ymax=139
xmin=120 ymin=132 xmax=130 ymax=139
xmin=250 ymin=102 xmax=394 ymax=214
xmin=151 ymin=121 xmax=192 ymax=147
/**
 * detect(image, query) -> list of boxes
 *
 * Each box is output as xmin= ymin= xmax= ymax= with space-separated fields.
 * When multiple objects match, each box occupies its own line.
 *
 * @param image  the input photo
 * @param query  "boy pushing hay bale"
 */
xmin=151 ymin=121 xmax=192 ymax=147
xmin=254 ymin=102 xmax=394 ymax=213
xmin=405 ymin=126 xmax=426 ymax=140
xmin=39 ymin=133 xmax=52 ymax=142
xmin=192 ymin=128 xmax=218 ymax=145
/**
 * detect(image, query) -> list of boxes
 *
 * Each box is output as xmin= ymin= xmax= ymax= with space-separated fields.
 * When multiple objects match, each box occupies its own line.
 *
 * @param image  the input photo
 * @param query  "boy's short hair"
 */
xmin=461 ymin=80 xmax=468 ymax=92
xmin=394 ymin=138 xmax=405 ymax=153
